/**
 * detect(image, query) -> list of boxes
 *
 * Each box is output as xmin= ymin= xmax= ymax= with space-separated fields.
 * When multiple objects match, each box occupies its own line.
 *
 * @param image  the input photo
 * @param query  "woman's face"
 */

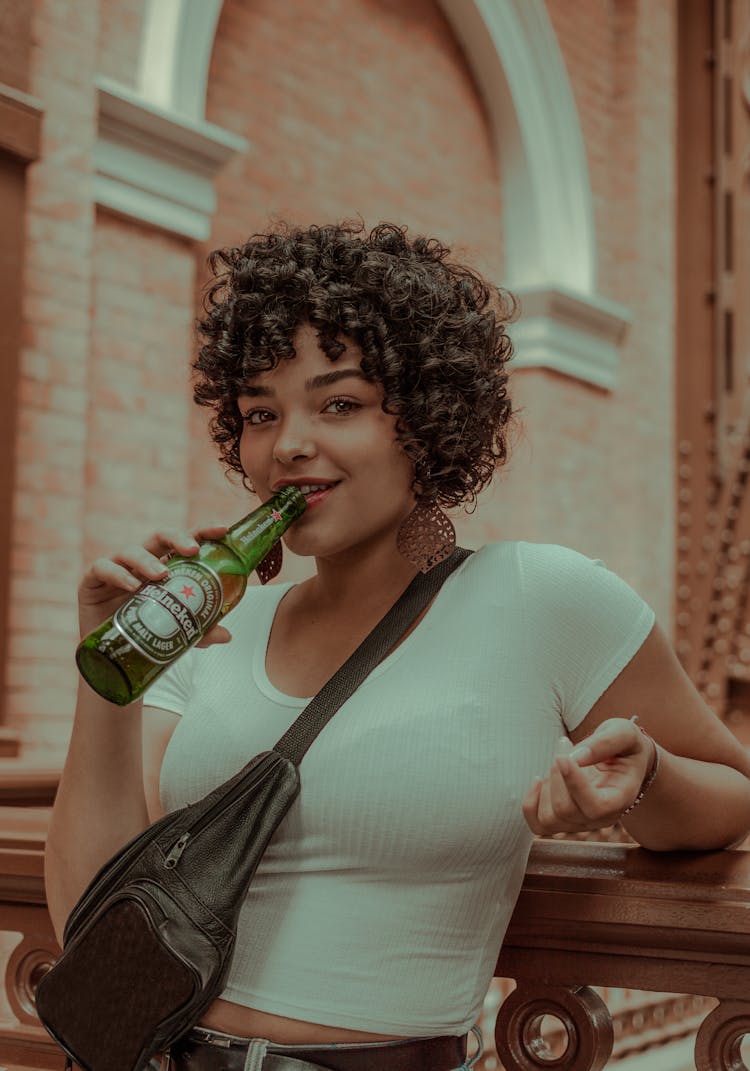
xmin=237 ymin=323 xmax=417 ymax=563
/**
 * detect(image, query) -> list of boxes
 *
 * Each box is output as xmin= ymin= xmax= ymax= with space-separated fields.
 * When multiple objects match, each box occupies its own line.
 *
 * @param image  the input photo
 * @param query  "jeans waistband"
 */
xmin=164 ymin=1023 xmax=483 ymax=1071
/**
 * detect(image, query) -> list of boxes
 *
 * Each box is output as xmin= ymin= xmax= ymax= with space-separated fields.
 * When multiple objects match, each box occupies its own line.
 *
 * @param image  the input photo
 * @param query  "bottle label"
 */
xmin=113 ymin=560 xmax=224 ymax=664
xmin=229 ymin=508 xmax=285 ymax=553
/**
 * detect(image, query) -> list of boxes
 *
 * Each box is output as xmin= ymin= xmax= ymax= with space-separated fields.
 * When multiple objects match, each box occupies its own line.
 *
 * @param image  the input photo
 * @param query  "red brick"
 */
xmin=5 ymin=0 xmax=679 ymax=760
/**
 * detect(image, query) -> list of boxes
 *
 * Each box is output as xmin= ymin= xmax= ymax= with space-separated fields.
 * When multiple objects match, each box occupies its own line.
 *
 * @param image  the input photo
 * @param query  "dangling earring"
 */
xmin=256 ymin=541 xmax=283 ymax=584
xmin=396 ymin=497 xmax=456 ymax=573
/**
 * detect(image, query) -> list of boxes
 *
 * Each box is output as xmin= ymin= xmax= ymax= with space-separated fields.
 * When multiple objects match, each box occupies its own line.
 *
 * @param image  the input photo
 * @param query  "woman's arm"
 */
xmin=45 ymin=684 xmax=151 ymax=944
xmin=522 ymin=620 xmax=750 ymax=850
xmin=45 ymin=523 xmax=229 ymax=944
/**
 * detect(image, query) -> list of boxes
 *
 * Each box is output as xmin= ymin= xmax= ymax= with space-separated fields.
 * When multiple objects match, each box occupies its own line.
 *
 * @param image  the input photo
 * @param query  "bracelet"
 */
xmin=620 ymin=716 xmax=660 ymax=816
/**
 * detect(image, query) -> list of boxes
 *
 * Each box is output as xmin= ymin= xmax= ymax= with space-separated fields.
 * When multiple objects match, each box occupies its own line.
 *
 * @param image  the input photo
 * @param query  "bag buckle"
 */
xmin=242 ymin=1039 xmax=269 ymax=1071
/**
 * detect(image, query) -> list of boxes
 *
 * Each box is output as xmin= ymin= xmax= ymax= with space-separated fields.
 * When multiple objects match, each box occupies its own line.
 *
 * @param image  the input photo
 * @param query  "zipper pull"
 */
xmin=164 ymin=833 xmax=190 ymax=868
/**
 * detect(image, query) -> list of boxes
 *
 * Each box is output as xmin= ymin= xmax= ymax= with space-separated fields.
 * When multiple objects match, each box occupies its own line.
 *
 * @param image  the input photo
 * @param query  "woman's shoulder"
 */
xmin=470 ymin=539 xmax=633 ymax=607
xmin=469 ymin=539 xmax=602 ymax=573
xmin=510 ymin=539 xmax=606 ymax=573
xmin=501 ymin=539 xmax=654 ymax=624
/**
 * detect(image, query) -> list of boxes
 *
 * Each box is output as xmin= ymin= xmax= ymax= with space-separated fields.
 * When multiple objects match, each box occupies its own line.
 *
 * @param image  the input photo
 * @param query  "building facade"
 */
xmin=0 ymin=1 xmax=748 ymax=1067
xmin=1 ymin=0 xmax=685 ymax=756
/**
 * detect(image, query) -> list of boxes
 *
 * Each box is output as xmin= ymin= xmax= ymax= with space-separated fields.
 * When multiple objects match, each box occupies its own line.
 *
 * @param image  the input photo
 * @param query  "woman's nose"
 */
xmin=271 ymin=422 xmax=318 ymax=466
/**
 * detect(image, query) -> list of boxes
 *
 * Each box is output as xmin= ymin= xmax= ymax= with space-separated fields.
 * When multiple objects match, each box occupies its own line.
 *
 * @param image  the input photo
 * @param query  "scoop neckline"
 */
xmin=251 ymin=551 xmax=476 ymax=707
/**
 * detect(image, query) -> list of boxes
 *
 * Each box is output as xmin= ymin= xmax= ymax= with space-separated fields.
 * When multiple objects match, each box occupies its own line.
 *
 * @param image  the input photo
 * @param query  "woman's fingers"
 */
xmin=196 ymin=625 xmax=233 ymax=648
xmin=545 ymin=756 xmax=579 ymax=823
xmin=142 ymin=527 xmax=202 ymax=561
xmin=83 ymin=524 xmax=228 ymax=597
xmin=140 ymin=523 xmax=227 ymax=563
xmin=86 ymin=558 xmax=151 ymax=593
xmin=112 ymin=544 xmax=173 ymax=579
xmin=79 ymin=522 xmax=233 ymax=638
xmin=191 ymin=524 xmax=229 ymax=542
xmin=553 ymin=756 xmax=625 ymax=823
xmin=81 ymin=552 xmax=166 ymax=600
xmin=569 ymin=717 xmax=642 ymax=766
xmin=523 ymin=749 xmax=646 ymax=837
xmin=540 ymin=758 xmax=595 ymax=830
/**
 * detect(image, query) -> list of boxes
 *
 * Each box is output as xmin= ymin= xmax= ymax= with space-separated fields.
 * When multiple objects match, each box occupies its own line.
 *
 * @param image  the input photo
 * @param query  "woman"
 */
xmin=45 ymin=221 xmax=750 ymax=1071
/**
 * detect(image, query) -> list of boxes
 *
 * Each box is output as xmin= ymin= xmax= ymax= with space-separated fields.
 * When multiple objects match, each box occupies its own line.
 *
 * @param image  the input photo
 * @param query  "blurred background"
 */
xmin=3 ymin=0 xmax=747 ymax=759
xmin=0 ymin=1 xmax=748 ymax=1069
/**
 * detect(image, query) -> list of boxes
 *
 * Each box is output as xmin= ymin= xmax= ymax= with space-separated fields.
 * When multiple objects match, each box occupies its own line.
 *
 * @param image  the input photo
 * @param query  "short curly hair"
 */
xmin=194 ymin=219 xmax=520 ymax=511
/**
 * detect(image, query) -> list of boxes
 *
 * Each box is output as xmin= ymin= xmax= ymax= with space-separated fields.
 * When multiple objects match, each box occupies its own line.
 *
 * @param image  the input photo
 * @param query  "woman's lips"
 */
xmin=303 ymin=484 xmax=339 ymax=510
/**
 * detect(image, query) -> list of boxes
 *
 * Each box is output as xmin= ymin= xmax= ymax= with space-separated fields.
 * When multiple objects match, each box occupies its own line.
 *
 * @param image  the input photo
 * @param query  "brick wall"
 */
xmin=0 ymin=1 xmax=34 ymax=94
xmin=9 ymin=0 xmax=99 ymax=752
xmin=5 ymin=0 xmax=677 ymax=754
xmin=192 ymin=0 xmax=506 ymax=565
xmin=96 ymin=0 xmax=143 ymax=87
xmin=85 ymin=215 xmax=197 ymax=563
xmin=491 ymin=0 xmax=675 ymax=625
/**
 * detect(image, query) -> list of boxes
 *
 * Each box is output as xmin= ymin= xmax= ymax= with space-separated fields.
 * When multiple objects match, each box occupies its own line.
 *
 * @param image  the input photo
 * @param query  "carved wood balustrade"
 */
xmin=0 ymin=812 xmax=747 ymax=1071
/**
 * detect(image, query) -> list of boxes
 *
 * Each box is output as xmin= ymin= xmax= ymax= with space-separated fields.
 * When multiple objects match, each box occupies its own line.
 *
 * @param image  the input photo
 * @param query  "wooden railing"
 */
xmin=0 ymin=811 xmax=747 ymax=1071
xmin=490 ymin=840 xmax=750 ymax=1071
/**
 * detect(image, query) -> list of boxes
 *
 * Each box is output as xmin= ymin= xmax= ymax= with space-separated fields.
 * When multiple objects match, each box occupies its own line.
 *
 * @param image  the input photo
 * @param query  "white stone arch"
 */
xmin=137 ymin=0 xmax=591 ymax=291
xmin=138 ymin=0 xmax=224 ymax=121
xmin=127 ymin=0 xmax=629 ymax=387
xmin=438 ymin=0 xmax=594 ymax=293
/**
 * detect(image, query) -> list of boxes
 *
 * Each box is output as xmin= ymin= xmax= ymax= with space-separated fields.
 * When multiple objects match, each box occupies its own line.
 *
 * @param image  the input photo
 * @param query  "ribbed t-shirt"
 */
xmin=144 ymin=541 xmax=655 ymax=1036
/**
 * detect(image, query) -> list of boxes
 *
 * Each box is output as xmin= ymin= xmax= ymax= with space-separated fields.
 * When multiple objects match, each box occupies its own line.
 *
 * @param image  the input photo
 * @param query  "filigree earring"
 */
xmin=396 ymin=498 xmax=456 ymax=573
xmin=256 ymin=541 xmax=283 ymax=584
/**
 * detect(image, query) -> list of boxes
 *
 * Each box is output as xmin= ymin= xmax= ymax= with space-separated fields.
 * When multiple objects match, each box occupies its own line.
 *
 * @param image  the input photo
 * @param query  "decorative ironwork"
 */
xmin=675 ymin=0 xmax=750 ymax=743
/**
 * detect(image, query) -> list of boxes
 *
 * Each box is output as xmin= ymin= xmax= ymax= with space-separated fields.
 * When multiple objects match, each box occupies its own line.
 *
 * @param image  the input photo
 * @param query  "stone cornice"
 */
xmin=509 ymin=286 xmax=632 ymax=390
xmin=93 ymin=76 xmax=248 ymax=240
xmin=0 ymin=82 xmax=44 ymax=163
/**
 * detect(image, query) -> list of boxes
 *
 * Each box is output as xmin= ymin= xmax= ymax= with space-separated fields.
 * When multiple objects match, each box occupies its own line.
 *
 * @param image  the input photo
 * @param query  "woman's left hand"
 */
xmin=522 ymin=717 xmax=656 ymax=835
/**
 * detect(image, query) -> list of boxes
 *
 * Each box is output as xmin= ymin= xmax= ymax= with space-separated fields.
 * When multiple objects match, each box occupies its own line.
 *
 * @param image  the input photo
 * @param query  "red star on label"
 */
xmin=180 ymin=585 xmax=196 ymax=599
xmin=271 ymin=510 xmax=282 ymax=521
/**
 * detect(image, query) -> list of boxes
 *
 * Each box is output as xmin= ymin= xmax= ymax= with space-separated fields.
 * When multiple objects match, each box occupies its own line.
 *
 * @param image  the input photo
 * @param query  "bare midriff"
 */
xmin=198 ymin=997 xmax=409 ymax=1044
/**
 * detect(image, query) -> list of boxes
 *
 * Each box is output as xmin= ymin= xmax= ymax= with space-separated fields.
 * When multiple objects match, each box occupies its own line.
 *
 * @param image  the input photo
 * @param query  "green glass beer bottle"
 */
xmin=76 ymin=487 xmax=306 ymax=706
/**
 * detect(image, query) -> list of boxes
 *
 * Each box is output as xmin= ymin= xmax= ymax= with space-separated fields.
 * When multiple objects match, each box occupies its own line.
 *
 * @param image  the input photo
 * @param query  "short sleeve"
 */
xmin=518 ymin=541 xmax=656 ymax=733
xmin=142 ymin=647 xmax=196 ymax=716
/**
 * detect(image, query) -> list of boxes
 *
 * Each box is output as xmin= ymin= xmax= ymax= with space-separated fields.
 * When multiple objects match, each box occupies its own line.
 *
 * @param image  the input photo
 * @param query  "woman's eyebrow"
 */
xmin=239 ymin=369 xmax=370 ymax=398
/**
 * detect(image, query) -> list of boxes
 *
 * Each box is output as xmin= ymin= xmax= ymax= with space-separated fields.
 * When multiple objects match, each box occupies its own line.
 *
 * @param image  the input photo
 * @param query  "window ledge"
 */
xmin=94 ymin=76 xmax=248 ymax=240
xmin=509 ymin=285 xmax=632 ymax=391
xmin=0 ymin=82 xmax=44 ymax=163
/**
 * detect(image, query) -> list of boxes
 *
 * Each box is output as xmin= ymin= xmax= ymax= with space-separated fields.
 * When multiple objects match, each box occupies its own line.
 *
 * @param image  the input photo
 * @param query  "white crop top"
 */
xmin=144 ymin=541 xmax=655 ymax=1036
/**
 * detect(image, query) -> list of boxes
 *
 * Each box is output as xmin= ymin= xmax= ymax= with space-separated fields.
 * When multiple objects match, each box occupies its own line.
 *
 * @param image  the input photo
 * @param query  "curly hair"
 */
xmin=194 ymin=219 xmax=520 ymax=511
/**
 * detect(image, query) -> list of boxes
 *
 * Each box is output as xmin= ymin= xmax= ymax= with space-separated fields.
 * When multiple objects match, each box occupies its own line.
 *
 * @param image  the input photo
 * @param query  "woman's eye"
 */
xmin=324 ymin=397 xmax=361 ymax=415
xmin=242 ymin=409 xmax=273 ymax=425
xmin=241 ymin=398 xmax=361 ymax=425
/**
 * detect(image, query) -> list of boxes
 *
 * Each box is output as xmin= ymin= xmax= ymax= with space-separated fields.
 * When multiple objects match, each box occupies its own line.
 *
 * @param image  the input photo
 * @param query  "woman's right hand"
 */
xmin=78 ymin=525 xmax=232 ymax=646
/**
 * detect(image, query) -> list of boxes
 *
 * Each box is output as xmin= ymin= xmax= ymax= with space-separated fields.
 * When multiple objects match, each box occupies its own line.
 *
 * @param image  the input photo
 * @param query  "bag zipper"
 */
xmin=163 ymin=751 xmax=286 ymax=869
xmin=65 ymin=753 xmax=285 ymax=940
xmin=164 ymin=833 xmax=190 ymax=868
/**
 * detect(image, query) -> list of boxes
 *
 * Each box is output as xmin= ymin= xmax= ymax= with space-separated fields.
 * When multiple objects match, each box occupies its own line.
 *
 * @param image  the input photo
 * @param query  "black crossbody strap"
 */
xmin=273 ymin=547 xmax=473 ymax=766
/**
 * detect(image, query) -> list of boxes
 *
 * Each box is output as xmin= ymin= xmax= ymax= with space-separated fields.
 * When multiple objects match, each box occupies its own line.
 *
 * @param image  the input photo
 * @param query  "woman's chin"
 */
xmin=283 ymin=528 xmax=363 ymax=563
xmin=281 ymin=529 xmax=330 ymax=559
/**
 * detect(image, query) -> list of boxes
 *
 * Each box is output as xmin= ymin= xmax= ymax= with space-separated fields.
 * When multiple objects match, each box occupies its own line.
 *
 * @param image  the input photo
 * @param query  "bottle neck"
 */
xmin=223 ymin=489 xmax=306 ymax=572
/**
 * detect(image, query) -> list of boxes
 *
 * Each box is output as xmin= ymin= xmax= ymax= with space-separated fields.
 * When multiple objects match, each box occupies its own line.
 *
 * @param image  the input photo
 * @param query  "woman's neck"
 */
xmin=304 ymin=544 xmax=419 ymax=621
